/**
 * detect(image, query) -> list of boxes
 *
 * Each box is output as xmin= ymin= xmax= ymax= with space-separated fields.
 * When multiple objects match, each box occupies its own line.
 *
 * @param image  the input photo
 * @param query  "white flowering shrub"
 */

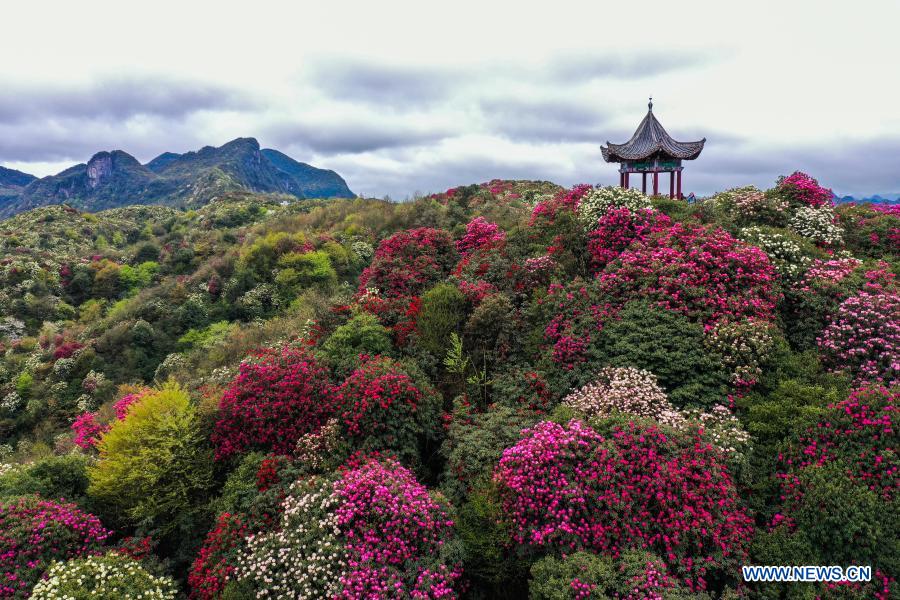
xmin=705 ymin=319 xmax=776 ymax=388
xmin=789 ymin=206 xmax=844 ymax=246
xmin=563 ymin=367 xmax=686 ymax=428
xmin=351 ymin=241 xmax=374 ymax=262
xmin=577 ymin=186 xmax=651 ymax=230
xmin=1 ymin=391 xmax=22 ymax=413
xmin=739 ymin=227 xmax=810 ymax=280
xmin=31 ymin=553 xmax=178 ymax=600
xmin=683 ymin=404 xmax=751 ymax=457
xmin=236 ymin=478 xmax=347 ymax=598
xmin=294 ymin=418 xmax=341 ymax=472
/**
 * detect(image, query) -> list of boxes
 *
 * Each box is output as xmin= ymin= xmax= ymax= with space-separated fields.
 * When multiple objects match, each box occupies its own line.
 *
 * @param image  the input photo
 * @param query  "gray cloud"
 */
xmin=307 ymin=60 xmax=457 ymax=106
xmin=479 ymin=96 xmax=614 ymax=142
xmin=265 ymin=117 xmax=454 ymax=154
xmin=0 ymin=76 xmax=255 ymax=124
xmin=541 ymin=49 xmax=724 ymax=82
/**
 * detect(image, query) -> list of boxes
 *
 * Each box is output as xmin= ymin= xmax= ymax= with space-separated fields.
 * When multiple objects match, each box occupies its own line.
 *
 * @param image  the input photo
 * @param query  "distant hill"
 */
xmin=0 ymin=138 xmax=354 ymax=218
xmin=834 ymin=193 xmax=900 ymax=205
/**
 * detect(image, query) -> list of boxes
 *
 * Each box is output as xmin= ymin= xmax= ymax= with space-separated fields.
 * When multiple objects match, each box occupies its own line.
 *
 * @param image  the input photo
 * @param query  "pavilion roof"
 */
xmin=602 ymin=104 xmax=705 ymax=162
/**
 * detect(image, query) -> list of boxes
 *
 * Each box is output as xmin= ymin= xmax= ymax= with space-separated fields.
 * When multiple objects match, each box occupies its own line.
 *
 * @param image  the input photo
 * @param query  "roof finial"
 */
xmin=648 ymin=96 xmax=653 ymax=112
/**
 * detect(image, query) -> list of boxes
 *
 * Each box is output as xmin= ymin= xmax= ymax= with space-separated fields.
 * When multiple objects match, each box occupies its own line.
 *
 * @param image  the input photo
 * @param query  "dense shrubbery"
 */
xmin=0 ymin=173 xmax=897 ymax=598
xmin=494 ymin=419 xmax=753 ymax=591
xmin=0 ymin=496 xmax=111 ymax=597
xmin=31 ymin=552 xmax=178 ymax=599
xmin=212 ymin=347 xmax=334 ymax=459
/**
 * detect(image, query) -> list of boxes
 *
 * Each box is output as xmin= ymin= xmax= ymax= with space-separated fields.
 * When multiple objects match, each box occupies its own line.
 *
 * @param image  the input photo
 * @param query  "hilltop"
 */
xmin=0 ymin=138 xmax=354 ymax=218
xmin=0 ymin=176 xmax=896 ymax=598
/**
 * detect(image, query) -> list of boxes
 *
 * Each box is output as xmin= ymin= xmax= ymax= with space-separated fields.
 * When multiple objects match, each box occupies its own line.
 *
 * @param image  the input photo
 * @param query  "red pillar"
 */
xmin=669 ymin=171 xmax=675 ymax=199
xmin=642 ymin=173 xmax=647 ymax=194
xmin=652 ymin=171 xmax=659 ymax=196
xmin=677 ymin=170 xmax=682 ymax=199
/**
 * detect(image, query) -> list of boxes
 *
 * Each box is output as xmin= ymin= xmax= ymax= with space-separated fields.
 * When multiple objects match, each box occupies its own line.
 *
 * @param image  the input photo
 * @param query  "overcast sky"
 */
xmin=3 ymin=0 xmax=899 ymax=198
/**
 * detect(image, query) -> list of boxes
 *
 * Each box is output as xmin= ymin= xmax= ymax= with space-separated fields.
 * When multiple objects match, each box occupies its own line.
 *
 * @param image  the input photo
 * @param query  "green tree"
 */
xmin=88 ymin=383 xmax=213 ymax=537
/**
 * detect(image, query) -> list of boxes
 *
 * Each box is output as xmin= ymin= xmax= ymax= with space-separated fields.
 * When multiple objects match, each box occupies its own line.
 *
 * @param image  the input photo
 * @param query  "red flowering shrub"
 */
xmin=213 ymin=347 xmax=334 ymax=460
xmin=587 ymin=207 xmax=671 ymax=273
xmin=598 ymin=222 xmax=778 ymax=327
xmin=53 ymin=341 xmax=83 ymax=360
xmin=358 ymin=228 xmax=457 ymax=299
xmin=333 ymin=457 xmax=461 ymax=597
xmin=494 ymin=419 xmax=753 ymax=591
xmin=776 ymin=171 xmax=834 ymax=208
xmin=188 ymin=512 xmax=249 ymax=600
xmin=781 ymin=385 xmax=898 ymax=501
xmin=818 ymin=289 xmax=899 ymax=386
xmin=332 ymin=356 xmax=441 ymax=465
xmin=0 ymin=496 xmax=111 ymax=597
xmin=456 ymin=217 xmax=505 ymax=256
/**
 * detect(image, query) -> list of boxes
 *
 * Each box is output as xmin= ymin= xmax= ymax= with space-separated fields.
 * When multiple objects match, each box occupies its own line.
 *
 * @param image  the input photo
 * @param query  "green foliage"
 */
xmin=119 ymin=261 xmax=159 ymax=293
xmin=317 ymin=312 xmax=393 ymax=377
xmin=417 ymin=283 xmax=466 ymax=357
xmin=276 ymin=250 xmax=337 ymax=289
xmin=88 ymin=383 xmax=213 ymax=537
xmin=529 ymin=552 xmax=616 ymax=600
xmin=597 ymin=300 xmax=730 ymax=408
xmin=440 ymin=401 xmax=539 ymax=504
xmin=209 ymin=451 xmax=266 ymax=517
xmin=0 ymin=454 xmax=91 ymax=505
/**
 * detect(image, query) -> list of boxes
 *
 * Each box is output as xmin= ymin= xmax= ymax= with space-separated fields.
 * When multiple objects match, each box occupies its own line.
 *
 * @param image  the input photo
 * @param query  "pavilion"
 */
xmin=601 ymin=99 xmax=705 ymax=199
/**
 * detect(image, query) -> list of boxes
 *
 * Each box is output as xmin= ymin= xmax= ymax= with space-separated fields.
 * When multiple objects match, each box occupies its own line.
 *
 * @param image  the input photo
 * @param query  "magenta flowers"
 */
xmin=494 ymin=419 xmax=753 ymax=591
xmin=0 ymin=497 xmax=111 ymax=597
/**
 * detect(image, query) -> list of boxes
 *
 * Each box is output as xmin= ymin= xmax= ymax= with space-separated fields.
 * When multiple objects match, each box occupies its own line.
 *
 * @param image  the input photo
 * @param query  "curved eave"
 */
xmin=602 ymin=137 xmax=706 ymax=163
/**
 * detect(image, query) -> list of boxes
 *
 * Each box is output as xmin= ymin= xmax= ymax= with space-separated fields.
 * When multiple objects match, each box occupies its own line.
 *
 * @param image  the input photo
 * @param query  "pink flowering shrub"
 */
xmin=456 ymin=217 xmax=505 ymax=256
xmin=587 ymin=207 xmax=671 ymax=273
xmin=71 ymin=411 xmax=107 ymax=450
xmin=598 ymin=222 xmax=779 ymax=327
xmin=0 ymin=496 xmax=111 ymax=597
xmin=562 ymin=366 xmax=684 ymax=427
xmin=213 ymin=346 xmax=334 ymax=460
xmin=358 ymin=228 xmax=457 ymax=299
xmin=817 ymin=289 xmax=899 ymax=386
xmin=781 ymin=385 xmax=898 ymax=501
xmin=494 ymin=419 xmax=753 ymax=591
xmin=530 ymin=184 xmax=592 ymax=225
xmin=836 ymin=203 xmax=900 ymax=258
xmin=333 ymin=457 xmax=460 ymax=597
xmin=776 ymin=171 xmax=834 ymax=208
xmin=71 ymin=387 xmax=152 ymax=450
xmin=333 ymin=356 xmax=442 ymax=465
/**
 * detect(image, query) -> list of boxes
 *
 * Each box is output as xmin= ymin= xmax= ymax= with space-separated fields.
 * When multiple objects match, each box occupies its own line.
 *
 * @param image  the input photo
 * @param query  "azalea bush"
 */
xmin=776 ymin=171 xmax=834 ymax=209
xmin=587 ymin=207 xmax=671 ymax=273
xmin=598 ymin=221 xmax=779 ymax=327
xmin=358 ymin=228 xmax=458 ymax=299
xmin=562 ymin=366 xmax=684 ymax=427
xmin=705 ymin=319 xmax=777 ymax=389
xmin=789 ymin=205 xmax=844 ymax=246
xmin=494 ymin=419 xmax=753 ymax=591
xmin=0 ymin=496 xmax=111 ymax=598
xmin=836 ymin=202 xmax=900 ymax=258
xmin=738 ymin=226 xmax=812 ymax=281
xmin=232 ymin=457 xmax=462 ymax=599
xmin=817 ymin=289 xmax=899 ymax=386
xmin=31 ymin=552 xmax=177 ymax=600
xmin=332 ymin=355 xmax=442 ymax=466
xmin=456 ymin=216 xmax=506 ymax=256
xmin=213 ymin=346 xmax=335 ymax=460
xmin=577 ymin=186 xmax=651 ymax=230
xmin=189 ymin=513 xmax=251 ymax=600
